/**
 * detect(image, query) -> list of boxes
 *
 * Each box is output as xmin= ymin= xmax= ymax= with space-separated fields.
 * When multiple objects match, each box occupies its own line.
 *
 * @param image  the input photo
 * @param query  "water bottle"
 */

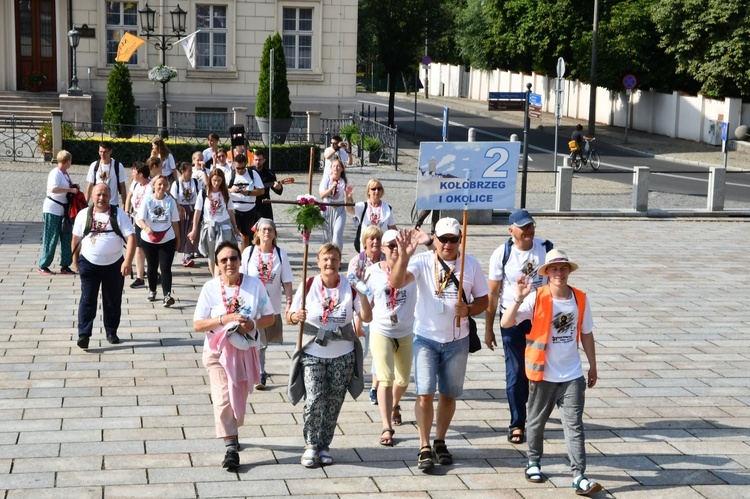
xmin=347 ymin=273 xmax=372 ymax=297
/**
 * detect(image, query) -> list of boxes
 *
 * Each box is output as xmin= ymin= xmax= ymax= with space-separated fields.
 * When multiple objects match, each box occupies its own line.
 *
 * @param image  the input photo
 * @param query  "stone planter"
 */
xmin=43 ymin=151 xmax=53 ymax=162
xmin=255 ymin=117 xmax=293 ymax=145
xmin=368 ymin=149 xmax=382 ymax=164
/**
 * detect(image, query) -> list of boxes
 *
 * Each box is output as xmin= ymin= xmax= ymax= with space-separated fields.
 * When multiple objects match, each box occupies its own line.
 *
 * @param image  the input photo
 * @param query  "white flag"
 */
xmin=179 ymin=30 xmax=200 ymax=69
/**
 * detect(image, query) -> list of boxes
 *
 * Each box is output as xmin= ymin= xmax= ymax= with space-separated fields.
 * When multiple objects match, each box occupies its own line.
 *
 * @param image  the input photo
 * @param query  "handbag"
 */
xmin=436 ymin=256 xmax=482 ymax=353
xmin=61 ymin=216 xmax=73 ymax=234
xmin=568 ymin=140 xmax=580 ymax=152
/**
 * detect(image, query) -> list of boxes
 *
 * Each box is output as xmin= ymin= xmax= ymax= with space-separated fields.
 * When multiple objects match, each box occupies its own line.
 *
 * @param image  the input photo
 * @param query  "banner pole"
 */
xmin=296 ymin=147 xmax=315 ymax=350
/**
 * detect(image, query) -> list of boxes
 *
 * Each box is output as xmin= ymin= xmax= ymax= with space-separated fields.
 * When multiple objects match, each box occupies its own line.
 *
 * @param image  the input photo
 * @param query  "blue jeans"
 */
xmin=413 ymin=334 xmax=469 ymax=398
xmin=77 ymin=256 xmax=125 ymax=338
xmin=501 ymin=319 xmax=531 ymax=430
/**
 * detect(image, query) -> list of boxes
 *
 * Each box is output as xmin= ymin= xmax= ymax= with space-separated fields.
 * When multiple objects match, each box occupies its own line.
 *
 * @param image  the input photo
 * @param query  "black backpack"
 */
xmin=244 ymin=244 xmax=283 ymax=271
xmin=501 ymin=237 xmax=553 ymax=271
xmin=72 ymin=205 xmax=126 ymax=254
xmin=94 ymin=159 xmax=122 ymax=186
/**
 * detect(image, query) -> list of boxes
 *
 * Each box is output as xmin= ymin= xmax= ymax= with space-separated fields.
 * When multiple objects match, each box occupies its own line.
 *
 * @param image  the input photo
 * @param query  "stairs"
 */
xmin=0 ymin=91 xmax=60 ymax=125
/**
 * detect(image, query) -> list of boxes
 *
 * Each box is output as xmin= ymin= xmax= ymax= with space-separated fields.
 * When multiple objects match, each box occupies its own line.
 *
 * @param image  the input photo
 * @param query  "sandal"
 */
xmin=507 ymin=428 xmax=525 ymax=444
xmin=391 ymin=405 xmax=402 ymax=426
xmin=380 ymin=428 xmax=394 ymax=446
xmin=432 ymin=439 xmax=453 ymax=465
xmin=525 ymin=462 xmax=543 ymax=483
xmin=417 ymin=445 xmax=434 ymax=472
xmin=573 ymin=475 xmax=603 ymax=496
xmin=301 ymin=446 xmax=317 ymax=468
xmin=318 ymin=449 xmax=333 ymax=465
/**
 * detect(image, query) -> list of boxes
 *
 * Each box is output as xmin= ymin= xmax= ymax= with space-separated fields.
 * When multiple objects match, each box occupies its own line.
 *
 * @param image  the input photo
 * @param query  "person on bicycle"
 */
xmin=570 ymin=124 xmax=594 ymax=165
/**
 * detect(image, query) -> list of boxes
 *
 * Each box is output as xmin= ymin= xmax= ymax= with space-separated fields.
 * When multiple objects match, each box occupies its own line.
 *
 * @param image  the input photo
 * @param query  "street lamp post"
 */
xmin=67 ymin=27 xmax=83 ymax=96
xmin=138 ymin=3 xmax=187 ymax=139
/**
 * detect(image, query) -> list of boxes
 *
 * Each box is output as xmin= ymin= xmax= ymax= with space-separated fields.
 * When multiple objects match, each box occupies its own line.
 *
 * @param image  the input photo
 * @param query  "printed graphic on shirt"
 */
xmin=149 ymin=203 xmax=168 ymax=223
xmin=384 ymin=286 xmax=408 ymax=310
xmin=209 ymin=195 xmax=225 ymax=216
xmin=552 ymin=311 xmax=576 ymax=344
xmin=226 ymin=293 xmax=266 ymax=318
xmin=181 ymin=184 xmax=193 ymax=203
xmin=436 ymin=267 xmax=459 ymax=300
xmin=93 ymin=219 xmax=108 ymax=232
xmin=521 ymin=256 xmax=543 ymax=287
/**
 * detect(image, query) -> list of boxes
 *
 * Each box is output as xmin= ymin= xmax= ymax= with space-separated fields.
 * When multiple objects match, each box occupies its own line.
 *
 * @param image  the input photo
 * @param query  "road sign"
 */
xmin=416 ymin=141 xmax=521 ymax=210
xmin=722 ymin=121 xmax=728 ymax=142
xmin=623 ymin=74 xmax=637 ymax=90
xmin=529 ymin=93 xmax=542 ymax=106
xmin=422 ymin=56 xmax=432 ymax=66
xmin=528 ymin=106 xmax=542 ymax=119
xmin=488 ymin=100 xmax=525 ymax=111
xmin=556 ymin=57 xmax=566 ymax=78
xmin=489 ymin=92 xmax=525 ymax=100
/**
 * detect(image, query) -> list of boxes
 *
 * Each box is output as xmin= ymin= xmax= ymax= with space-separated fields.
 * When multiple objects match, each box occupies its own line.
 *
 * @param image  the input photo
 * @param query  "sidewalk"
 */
xmin=2 ymin=201 xmax=750 ymax=496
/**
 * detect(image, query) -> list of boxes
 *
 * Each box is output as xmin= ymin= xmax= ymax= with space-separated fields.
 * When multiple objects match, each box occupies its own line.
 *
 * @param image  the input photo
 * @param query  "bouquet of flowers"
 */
xmin=286 ymin=195 xmax=327 ymax=243
xmin=148 ymin=64 xmax=178 ymax=83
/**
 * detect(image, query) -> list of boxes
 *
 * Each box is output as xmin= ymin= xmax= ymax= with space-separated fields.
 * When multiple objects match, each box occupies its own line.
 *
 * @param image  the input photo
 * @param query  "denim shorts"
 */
xmin=412 ymin=334 xmax=469 ymax=398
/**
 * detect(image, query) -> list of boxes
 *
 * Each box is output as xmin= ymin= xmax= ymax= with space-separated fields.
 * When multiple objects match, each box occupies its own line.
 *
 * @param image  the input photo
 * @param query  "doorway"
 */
xmin=15 ymin=0 xmax=57 ymax=91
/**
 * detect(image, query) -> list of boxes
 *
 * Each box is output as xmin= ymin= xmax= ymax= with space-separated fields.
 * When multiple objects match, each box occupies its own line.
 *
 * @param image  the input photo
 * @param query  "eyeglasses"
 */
xmin=370 ymin=187 xmax=383 ymax=191
xmin=218 ymin=255 xmax=239 ymax=264
xmin=216 ymin=155 xmax=226 ymax=159
xmin=385 ymin=243 xmax=398 ymax=250
xmin=437 ymin=235 xmax=460 ymax=244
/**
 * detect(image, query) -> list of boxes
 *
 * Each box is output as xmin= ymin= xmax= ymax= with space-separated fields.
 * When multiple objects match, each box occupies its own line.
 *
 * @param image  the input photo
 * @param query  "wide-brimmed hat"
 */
xmin=538 ymin=249 xmax=579 ymax=276
xmin=435 ymin=217 xmax=461 ymax=237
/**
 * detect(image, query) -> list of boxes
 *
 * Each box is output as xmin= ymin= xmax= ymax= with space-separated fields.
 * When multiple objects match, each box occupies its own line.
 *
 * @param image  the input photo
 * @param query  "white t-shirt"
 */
xmin=43 ymin=168 xmax=74 ymax=216
xmin=323 ymin=147 xmax=349 ymax=177
xmin=364 ymin=263 xmax=416 ymax=339
xmin=73 ymin=207 xmax=135 ymax=266
xmin=214 ymin=164 xmax=232 ymax=180
xmin=86 ymin=159 xmax=127 ymax=206
xmin=488 ymin=237 xmax=550 ymax=311
xmin=406 ymin=251 xmax=490 ymax=343
xmin=170 ymin=178 xmax=202 ymax=206
xmin=319 ymin=176 xmax=347 ymax=203
xmin=193 ymin=275 xmax=275 ymax=351
xmin=290 ymin=275 xmax=360 ymax=358
xmin=240 ymin=245 xmax=294 ymax=313
xmin=228 ymin=169 xmax=263 ymax=212
xmin=129 ymin=181 xmax=153 ymax=220
xmin=514 ymin=289 xmax=594 ymax=383
xmin=137 ymin=195 xmax=180 ymax=244
xmin=353 ymin=201 xmax=396 ymax=233
xmin=196 ymin=191 xmax=235 ymax=224
xmin=347 ymin=251 xmax=386 ymax=280
xmin=202 ymin=147 xmax=215 ymax=164
xmin=160 ymin=154 xmax=176 ymax=178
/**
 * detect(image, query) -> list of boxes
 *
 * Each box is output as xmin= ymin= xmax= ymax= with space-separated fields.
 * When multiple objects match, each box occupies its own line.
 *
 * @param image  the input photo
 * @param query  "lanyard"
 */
xmin=385 ymin=264 xmax=398 ymax=311
xmin=257 ymin=250 xmax=274 ymax=285
xmin=320 ymin=277 xmax=340 ymax=324
xmin=220 ymin=274 xmax=243 ymax=313
xmin=209 ymin=191 xmax=221 ymax=217
xmin=433 ymin=252 xmax=455 ymax=297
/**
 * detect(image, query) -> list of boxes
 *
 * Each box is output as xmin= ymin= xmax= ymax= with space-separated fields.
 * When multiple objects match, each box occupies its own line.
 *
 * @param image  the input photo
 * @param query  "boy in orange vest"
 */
xmin=501 ymin=249 xmax=602 ymax=496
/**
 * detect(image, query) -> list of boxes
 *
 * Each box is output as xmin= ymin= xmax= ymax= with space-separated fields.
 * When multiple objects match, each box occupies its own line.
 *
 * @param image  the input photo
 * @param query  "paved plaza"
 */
xmin=2 ymin=109 xmax=750 ymax=497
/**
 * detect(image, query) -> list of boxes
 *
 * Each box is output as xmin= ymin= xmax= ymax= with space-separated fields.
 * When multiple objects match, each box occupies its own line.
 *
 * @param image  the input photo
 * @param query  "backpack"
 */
xmin=244 ymin=244 xmax=283 ymax=272
xmin=94 ymin=159 xmax=122 ymax=187
xmin=501 ymin=237 xmax=553 ymax=273
xmin=177 ymin=178 xmax=200 ymax=202
xmin=72 ymin=205 xmax=126 ymax=254
xmin=353 ymin=202 xmax=366 ymax=253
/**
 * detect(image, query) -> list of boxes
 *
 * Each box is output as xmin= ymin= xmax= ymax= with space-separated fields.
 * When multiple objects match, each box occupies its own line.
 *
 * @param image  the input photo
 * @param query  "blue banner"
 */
xmin=415 ymin=141 xmax=520 ymax=210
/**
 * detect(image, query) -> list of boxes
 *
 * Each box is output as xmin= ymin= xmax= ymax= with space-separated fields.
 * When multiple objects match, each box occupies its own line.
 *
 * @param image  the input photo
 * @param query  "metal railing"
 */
xmin=353 ymin=111 xmax=399 ymax=169
xmin=0 ymin=115 xmax=48 ymax=162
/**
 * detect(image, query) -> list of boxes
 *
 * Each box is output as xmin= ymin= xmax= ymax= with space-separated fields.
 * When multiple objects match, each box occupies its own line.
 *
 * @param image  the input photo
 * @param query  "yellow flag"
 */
xmin=115 ymin=33 xmax=146 ymax=63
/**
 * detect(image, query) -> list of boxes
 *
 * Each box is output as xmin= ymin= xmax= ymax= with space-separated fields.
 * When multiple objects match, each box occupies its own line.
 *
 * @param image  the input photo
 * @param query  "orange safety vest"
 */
xmin=525 ymin=285 xmax=586 ymax=382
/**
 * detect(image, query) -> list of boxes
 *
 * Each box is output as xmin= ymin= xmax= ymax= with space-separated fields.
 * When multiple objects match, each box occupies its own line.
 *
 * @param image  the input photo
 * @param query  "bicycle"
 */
xmin=570 ymin=139 xmax=600 ymax=171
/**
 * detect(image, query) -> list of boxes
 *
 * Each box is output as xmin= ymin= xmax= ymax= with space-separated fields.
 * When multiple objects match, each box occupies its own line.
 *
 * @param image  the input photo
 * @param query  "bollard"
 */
xmin=468 ymin=127 xmax=476 ymax=142
xmin=510 ymin=133 xmax=518 ymax=142
xmin=556 ymin=166 xmax=572 ymax=212
xmin=632 ymin=167 xmax=649 ymax=212
xmin=707 ymin=166 xmax=726 ymax=211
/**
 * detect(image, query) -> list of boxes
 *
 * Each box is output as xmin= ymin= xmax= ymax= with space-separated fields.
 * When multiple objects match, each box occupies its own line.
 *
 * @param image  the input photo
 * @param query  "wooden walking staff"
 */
xmin=261 ymin=147 xmax=355 ymax=349
xmin=456 ymin=172 xmax=470 ymax=328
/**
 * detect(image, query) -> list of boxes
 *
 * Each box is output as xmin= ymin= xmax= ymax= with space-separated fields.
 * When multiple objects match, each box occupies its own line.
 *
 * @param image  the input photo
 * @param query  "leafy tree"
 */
xmin=360 ymin=0 xmax=433 ymax=126
xmin=256 ymin=33 xmax=292 ymax=119
xmin=103 ymin=62 xmax=136 ymax=138
xmin=653 ymin=0 xmax=750 ymax=98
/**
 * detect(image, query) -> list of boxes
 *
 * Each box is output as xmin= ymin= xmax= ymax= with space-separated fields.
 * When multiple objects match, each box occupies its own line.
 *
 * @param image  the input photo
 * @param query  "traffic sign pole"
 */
xmin=554 ymin=58 xmax=565 ymax=184
xmin=521 ymin=83 xmax=532 ymax=208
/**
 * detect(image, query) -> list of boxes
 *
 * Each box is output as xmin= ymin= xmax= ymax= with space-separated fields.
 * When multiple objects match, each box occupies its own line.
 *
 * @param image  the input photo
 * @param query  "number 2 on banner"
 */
xmin=483 ymin=147 xmax=510 ymax=178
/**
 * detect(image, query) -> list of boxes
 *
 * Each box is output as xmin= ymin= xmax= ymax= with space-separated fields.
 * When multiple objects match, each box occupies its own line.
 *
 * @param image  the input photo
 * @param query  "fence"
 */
xmin=353 ymin=111 xmax=398 ymax=169
xmin=0 ymin=115 xmax=47 ymax=162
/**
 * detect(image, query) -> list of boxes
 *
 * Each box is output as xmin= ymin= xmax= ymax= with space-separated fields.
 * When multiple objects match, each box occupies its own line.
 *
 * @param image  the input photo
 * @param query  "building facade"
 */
xmin=2 ymin=0 xmax=358 ymax=118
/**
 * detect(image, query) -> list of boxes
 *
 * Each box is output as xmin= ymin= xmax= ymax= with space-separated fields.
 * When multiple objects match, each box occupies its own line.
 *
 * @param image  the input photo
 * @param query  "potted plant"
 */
xmin=24 ymin=70 xmax=46 ymax=91
xmin=148 ymin=64 xmax=178 ymax=83
xmin=38 ymin=122 xmax=75 ymax=161
xmin=255 ymin=33 xmax=293 ymax=145
xmin=364 ymin=136 xmax=382 ymax=163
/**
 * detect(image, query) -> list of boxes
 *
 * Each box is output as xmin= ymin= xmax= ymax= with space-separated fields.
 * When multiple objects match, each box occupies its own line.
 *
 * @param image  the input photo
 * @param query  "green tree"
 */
xmin=255 ymin=33 xmax=292 ymax=119
xmin=653 ymin=0 xmax=750 ymax=98
xmin=360 ymin=0 xmax=433 ymax=126
xmin=102 ymin=62 xmax=136 ymax=138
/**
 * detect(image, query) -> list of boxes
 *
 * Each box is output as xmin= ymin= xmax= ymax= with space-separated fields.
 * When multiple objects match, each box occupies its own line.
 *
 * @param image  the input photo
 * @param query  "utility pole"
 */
xmin=587 ymin=0 xmax=599 ymax=137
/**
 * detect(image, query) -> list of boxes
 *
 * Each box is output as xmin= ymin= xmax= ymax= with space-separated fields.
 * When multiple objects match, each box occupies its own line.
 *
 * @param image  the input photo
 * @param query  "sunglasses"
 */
xmin=218 ymin=255 xmax=239 ymax=264
xmin=235 ymin=166 xmax=247 ymax=170
xmin=437 ymin=235 xmax=460 ymax=244
xmin=370 ymin=187 xmax=383 ymax=191
xmin=385 ymin=243 xmax=398 ymax=250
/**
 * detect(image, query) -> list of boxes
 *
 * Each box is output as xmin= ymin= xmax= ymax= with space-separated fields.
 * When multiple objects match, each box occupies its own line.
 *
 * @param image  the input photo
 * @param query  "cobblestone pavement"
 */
xmin=1 ymin=104 xmax=750 ymax=498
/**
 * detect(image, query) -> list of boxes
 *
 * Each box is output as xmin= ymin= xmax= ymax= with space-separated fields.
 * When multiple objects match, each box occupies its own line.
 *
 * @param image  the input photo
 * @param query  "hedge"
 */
xmin=62 ymin=138 xmax=321 ymax=173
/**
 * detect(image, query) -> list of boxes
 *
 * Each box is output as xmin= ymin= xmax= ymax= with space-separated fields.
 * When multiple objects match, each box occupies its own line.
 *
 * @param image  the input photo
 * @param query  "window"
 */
xmin=282 ymin=8 xmax=312 ymax=70
xmin=196 ymin=5 xmax=227 ymax=68
xmin=105 ymin=1 xmax=138 ymax=65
